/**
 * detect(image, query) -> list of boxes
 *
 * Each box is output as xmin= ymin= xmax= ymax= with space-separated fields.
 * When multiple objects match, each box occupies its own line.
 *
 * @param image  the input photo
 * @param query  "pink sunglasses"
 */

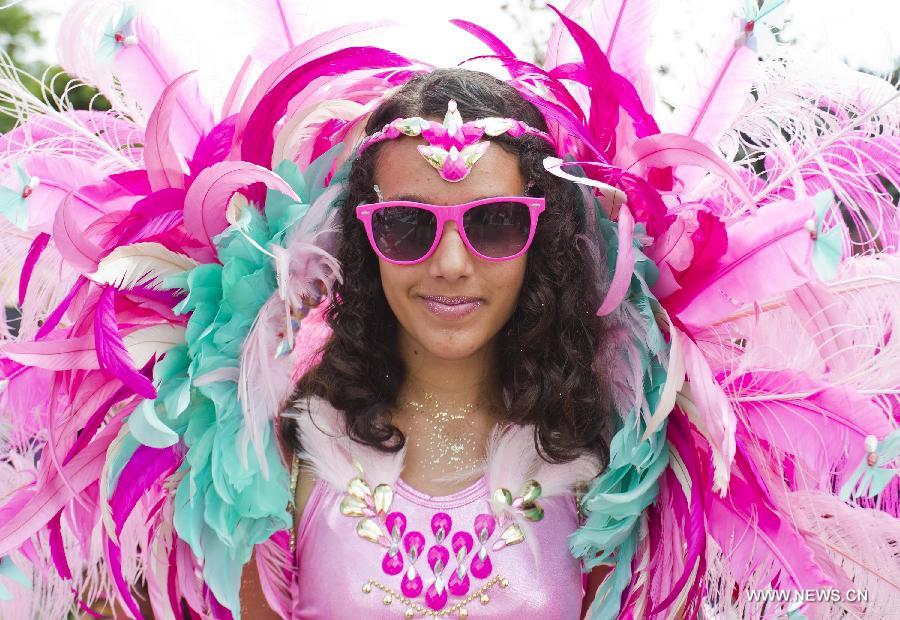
xmin=355 ymin=196 xmax=546 ymax=265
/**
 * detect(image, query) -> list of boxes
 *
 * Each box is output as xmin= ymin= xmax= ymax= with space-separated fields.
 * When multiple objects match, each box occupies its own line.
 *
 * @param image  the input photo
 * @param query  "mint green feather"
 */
xmin=569 ymin=197 xmax=671 ymax=619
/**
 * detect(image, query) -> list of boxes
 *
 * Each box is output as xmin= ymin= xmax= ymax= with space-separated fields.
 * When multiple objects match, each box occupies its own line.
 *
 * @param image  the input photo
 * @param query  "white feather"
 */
xmin=87 ymin=242 xmax=197 ymax=290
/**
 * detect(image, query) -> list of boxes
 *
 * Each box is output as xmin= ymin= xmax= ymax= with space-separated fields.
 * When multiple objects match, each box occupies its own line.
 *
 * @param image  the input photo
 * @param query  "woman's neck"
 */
xmin=389 ymin=330 xmax=507 ymax=493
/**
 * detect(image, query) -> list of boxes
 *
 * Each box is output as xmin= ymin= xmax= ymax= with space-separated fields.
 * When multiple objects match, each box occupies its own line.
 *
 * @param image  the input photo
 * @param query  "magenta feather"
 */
xmin=547 ymin=6 xmax=619 ymax=159
xmin=93 ymin=286 xmax=157 ymax=399
xmin=109 ymin=445 xmax=179 ymax=537
xmin=450 ymin=19 xmax=517 ymax=59
xmin=47 ymin=510 xmax=72 ymax=580
xmin=118 ymin=188 xmax=186 ymax=244
xmin=104 ymin=535 xmax=143 ymax=620
xmin=665 ymin=196 xmax=821 ymax=330
xmin=183 ymin=161 xmax=300 ymax=248
xmin=240 ymin=46 xmax=411 ymax=167
xmin=649 ymin=410 xmax=706 ymax=615
xmin=143 ymin=72 xmax=197 ymax=191
xmin=34 ymin=276 xmax=89 ymax=340
xmin=18 ymin=232 xmax=50 ymax=305
xmin=189 ymin=116 xmax=237 ymax=175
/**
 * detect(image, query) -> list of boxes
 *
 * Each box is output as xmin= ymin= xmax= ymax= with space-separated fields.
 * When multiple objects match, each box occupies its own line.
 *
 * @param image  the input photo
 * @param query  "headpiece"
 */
xmin=357 ymin=99 xmax=554 ymax=181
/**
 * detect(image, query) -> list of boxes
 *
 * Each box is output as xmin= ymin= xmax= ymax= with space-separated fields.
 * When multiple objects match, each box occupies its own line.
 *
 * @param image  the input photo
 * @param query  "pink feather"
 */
xmin=143 ymin=72 xmax=197 ymax=191
xmin=590 ymin=0 xmax=659 ymax=108
xmin=0 ymin=414 xmax=125 ymax=557
xmin=730 ymin=369 xmax=892 ymax=491
xmin=2 ymin=334 xmax=100 ymax=371
xmin=596 ymin=203 xmax=635 ymax=316
xmin=247 ymin=0 xmax=319 ymax=66
xmin=674 ymin=327 xmax=737 ymax=494
xmin=254 ymin=531 xmax=295 ymax=619
xmin=665 ymin=196 xmax=821 ymax=331
xmin=182 ymin=161 xmax=299 ymax=248
xmin=233 ymin=21 xmax=395 ymax=151
xmin=624 ymin=133 xmax=756 ymax=208
xmin=51 ymin=194 xmax=104 ymax=272
xmin=666 ymin=17 xmax=759 ymax=147
xmin=114 ymin=16 xmax=213 ymax=157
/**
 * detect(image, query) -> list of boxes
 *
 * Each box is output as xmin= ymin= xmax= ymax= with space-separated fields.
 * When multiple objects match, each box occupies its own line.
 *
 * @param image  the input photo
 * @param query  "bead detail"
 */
xmin=360 ymin=575 xmax=507 ymax=618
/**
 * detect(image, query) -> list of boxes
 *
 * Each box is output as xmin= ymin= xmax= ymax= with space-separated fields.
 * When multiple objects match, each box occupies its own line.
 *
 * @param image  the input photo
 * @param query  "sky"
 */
xmin=8 ymin=0 xmax=900 ymax=122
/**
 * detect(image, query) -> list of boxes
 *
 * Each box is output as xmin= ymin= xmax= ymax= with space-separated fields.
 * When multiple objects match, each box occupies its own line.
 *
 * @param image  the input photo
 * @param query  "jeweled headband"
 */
xmin=357 ymin=99 xmax=554 ymax=182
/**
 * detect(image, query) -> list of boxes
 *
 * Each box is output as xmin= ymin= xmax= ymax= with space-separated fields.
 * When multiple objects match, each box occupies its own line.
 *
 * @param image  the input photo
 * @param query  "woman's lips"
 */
xmin=420 ymin=295 xmax=483 ymax=319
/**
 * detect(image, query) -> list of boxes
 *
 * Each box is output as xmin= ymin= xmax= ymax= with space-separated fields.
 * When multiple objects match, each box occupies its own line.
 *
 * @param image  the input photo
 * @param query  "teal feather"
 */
xmin=116 ymin=149 xmax=347 ymax=616
xmin=569 ymin=198 xmax=672 ymax=619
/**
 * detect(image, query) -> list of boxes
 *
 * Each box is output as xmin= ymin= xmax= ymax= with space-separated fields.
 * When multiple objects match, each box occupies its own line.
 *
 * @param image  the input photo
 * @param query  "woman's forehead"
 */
xmin=373 ymin=138 xmax=526 ymax=204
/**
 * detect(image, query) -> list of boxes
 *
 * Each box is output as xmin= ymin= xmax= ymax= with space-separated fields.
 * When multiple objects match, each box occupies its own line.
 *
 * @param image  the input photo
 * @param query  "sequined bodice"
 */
xmin=288 ymin=399 xmax=598 ymax=619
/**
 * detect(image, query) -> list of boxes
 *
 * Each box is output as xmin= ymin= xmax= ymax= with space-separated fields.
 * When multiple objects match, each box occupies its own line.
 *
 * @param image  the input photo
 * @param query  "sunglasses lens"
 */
xmin=463 ymin=201 xmax=532 ymax=258
xmin=371 ymin=206 xmax=437 ymax=262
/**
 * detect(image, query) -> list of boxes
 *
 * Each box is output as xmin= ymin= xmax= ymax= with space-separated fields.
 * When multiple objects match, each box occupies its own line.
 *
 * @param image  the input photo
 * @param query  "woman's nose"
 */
xmin=427 ymin=221 xmax=474 ymax=280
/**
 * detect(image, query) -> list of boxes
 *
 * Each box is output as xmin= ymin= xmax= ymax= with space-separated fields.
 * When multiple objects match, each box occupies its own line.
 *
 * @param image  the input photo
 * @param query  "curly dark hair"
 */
xmin=283 ymin=68 xmax=616 ymax=469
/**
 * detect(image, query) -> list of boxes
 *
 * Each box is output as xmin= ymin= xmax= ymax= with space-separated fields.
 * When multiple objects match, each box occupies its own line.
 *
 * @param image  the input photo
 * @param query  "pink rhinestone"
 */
xmin=474 ymin=514 xmax=496 ymax=540
xmin=401 ymin=571 xmax=423 ymax=598
xmin=404 ymin=531 xmax=425 ymax=557
xmin=452 ymin=531 xmax=473 ymax=554
xmin=385 ymin=512 xmax=407 ymax=538
xmin=431 ymin=513 xmax=452 ymax=543
xmin=470 ymin=553 xmax=492 ymax=580
xmin=425 ymin=583 xmax=448 ymax=610
xmin=447 ymin=570 xmax=470 ymax=596
xmin=427 ymin=545 xmax=449 ymax=573
xmin=382 ymin=550 xmax=404 ymax=575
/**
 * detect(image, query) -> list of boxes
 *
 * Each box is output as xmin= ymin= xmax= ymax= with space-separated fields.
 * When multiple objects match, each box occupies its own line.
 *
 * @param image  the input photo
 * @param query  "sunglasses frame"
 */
xmin=355 ymin=196 xmax=546 ymax=265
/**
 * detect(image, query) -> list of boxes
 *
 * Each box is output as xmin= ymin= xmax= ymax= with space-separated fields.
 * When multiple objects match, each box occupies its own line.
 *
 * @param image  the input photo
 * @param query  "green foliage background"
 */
xmin=0 ymin=4 xmax=110 ymax=134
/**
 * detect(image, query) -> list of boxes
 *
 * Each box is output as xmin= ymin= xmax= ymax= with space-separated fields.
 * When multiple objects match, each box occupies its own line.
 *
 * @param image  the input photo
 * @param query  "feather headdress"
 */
xmin=1 ymin=0 xmax=898 ymax=618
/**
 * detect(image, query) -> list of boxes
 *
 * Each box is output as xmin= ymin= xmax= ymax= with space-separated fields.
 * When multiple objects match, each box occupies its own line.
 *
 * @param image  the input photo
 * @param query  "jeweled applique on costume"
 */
xmin=287 ymin=398 xmax=599 ymax=618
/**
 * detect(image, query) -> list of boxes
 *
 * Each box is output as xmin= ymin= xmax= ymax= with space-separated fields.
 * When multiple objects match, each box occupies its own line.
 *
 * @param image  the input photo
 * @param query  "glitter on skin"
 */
xmin=405 ymin=392 xmax=480 ymax=468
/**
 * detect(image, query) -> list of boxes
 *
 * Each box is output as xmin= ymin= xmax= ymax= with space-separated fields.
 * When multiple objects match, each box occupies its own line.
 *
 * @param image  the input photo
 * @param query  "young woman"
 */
xmin=243 ymin=68 xmax=617 ymax=618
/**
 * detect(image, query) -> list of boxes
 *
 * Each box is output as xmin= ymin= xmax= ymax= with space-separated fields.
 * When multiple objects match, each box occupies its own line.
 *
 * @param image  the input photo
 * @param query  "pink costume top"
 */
xmin=288 ymin=398 xmax=600 ymax=619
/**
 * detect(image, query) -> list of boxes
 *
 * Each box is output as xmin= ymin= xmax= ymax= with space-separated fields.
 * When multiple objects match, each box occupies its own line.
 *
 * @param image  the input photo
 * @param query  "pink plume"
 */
xmin=182 ymin=161 xmax=299 ymax=248
xmin=624 ymin=133 xmax=755 ymax=208
xmin=596 ymin=203 xmax=634 ymax=316
xmin=143 ymin=72 xmax=198 ymax=191
xmin=666 ymin=17 xmax=759 ymax=147
xmin=51 ymin=194 xmax=104 ymax=272
xmin=665 ymin=196 xmax=820 ymax=330
xmin=0 ymin=414 xmax=126 ymax=557
xmin=114 ymin=16 xmax=213 ymax=157
xmin=673 ymin=327 xmax=737 ymax=494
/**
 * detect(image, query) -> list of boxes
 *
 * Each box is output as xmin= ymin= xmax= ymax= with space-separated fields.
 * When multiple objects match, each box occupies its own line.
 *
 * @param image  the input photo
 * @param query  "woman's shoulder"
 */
xmin=483 ymin=423 xmax=601 ymax=504
xmin=283 ymin=395 xmax=405 ymax=492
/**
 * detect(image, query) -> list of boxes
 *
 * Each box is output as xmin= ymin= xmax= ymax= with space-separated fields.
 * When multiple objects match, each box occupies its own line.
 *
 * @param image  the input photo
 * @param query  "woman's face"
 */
xmin=371 ymin=138 xmax=528 ymax=361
